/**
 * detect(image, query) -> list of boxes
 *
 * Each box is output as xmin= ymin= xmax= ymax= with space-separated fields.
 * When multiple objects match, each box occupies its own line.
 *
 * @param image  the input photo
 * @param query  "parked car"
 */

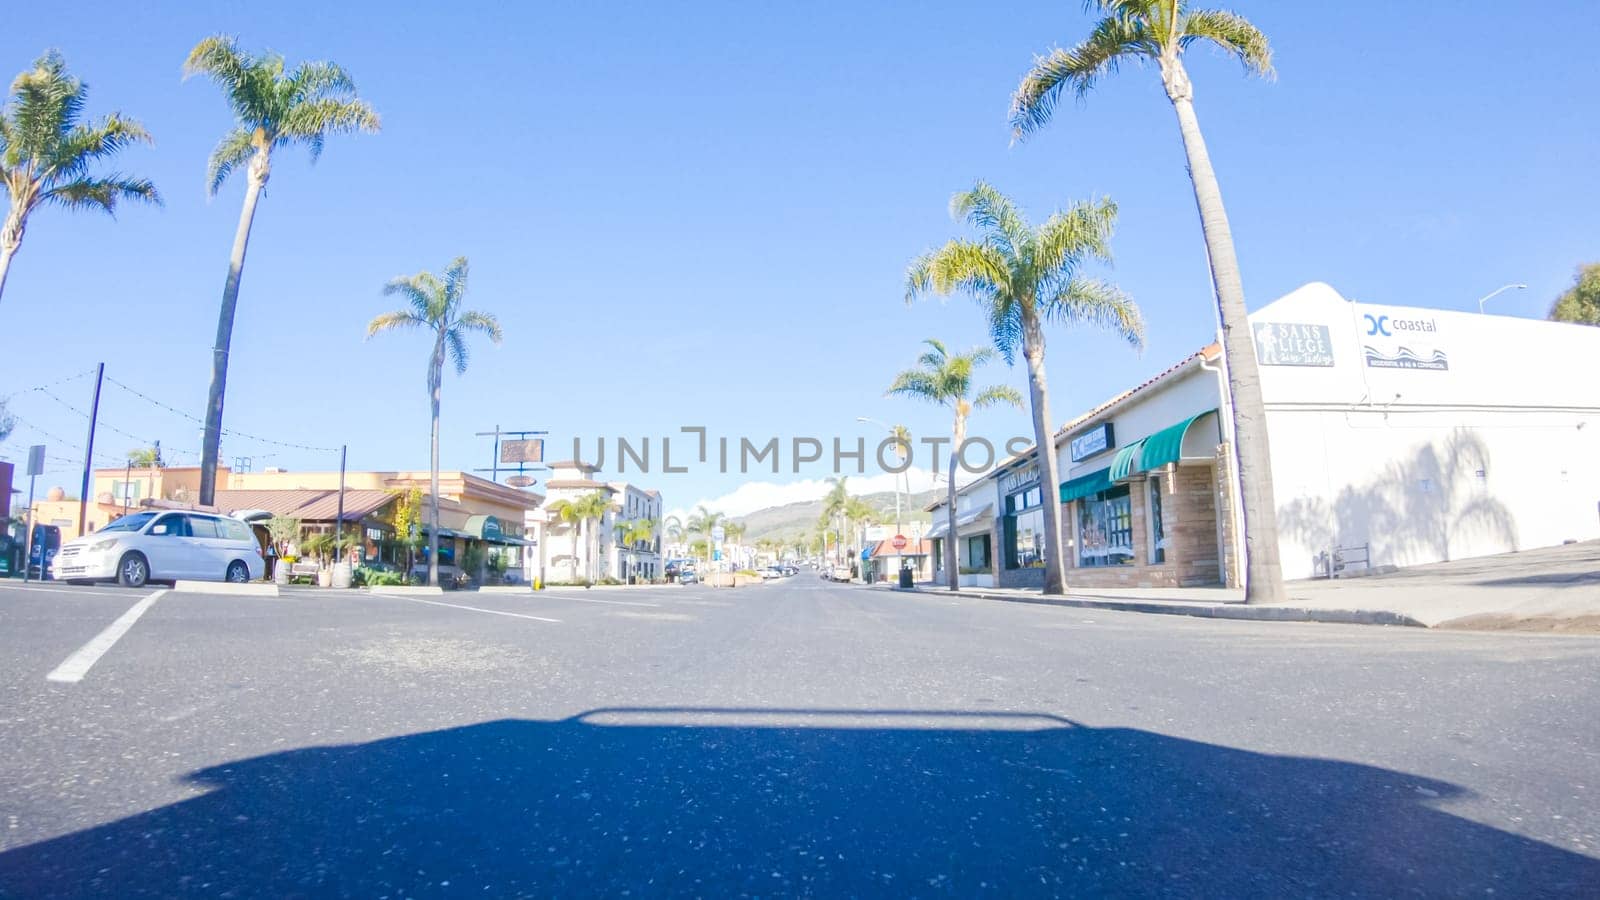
xmin=56 ymin=510 xmax=265 ymax=588
xmin=760 ymin=566 xmax=782 ymax=580
xmin=827 ymin=565 xmax=853 ymax=583
xmin=678 ymin=569 xmax=699 ymax=585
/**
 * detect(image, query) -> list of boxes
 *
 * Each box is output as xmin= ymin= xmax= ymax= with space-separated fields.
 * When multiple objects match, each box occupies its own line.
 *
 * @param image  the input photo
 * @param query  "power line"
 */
xmin=31 ymin=387 xmax=152 ymax=444
xmin=103 ymin=376 xmax=342 ymax=454
xmin=0 ymin=367 xmax=98 ymax=403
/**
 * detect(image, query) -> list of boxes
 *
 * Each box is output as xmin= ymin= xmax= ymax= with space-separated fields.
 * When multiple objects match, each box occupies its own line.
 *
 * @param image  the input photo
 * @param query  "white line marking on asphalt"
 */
xmin=548 ymin=595 xmax=661 ymax=608
xmin=45 ymin=589 xmax=168 ymax=684
xmin=4 ymin=583 xmax=142 ymax=598
xmin=386 ymin=594 xmax=561 ymax=623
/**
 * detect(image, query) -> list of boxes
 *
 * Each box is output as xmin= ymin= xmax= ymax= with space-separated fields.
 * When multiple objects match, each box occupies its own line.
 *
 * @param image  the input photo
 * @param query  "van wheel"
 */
xmin=118 ymin=553 xmax=150 ymax=588
xmin=226 ymin=561 xmax=250 ymax=583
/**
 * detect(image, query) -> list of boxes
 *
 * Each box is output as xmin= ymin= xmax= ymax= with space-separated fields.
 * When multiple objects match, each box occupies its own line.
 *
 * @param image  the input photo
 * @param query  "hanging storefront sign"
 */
xmin=1069 ymin=423 xmax=1115 ymax=462
xmin=499 ymin=439 xmax=545 ymax=464
xmin=1253 ymin=322 xmax=1335 ymax=367
xmin=998 ymin=462 xmax=1039 ymax=496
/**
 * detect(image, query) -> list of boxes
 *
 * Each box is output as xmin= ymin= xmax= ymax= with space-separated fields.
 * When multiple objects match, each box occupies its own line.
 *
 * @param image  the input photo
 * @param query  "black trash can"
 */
xmin=898 ymin=566 xmax=914 ymax=589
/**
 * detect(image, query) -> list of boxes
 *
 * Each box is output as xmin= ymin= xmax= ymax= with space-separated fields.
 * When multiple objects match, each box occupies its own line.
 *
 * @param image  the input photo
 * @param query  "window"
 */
xmin=149 ymin=514 xmax=190 ymax=538
xmin=101 ymin=511 xmax=157 ymax=533
xmin=1004 ymin=485 xmax=1046 ymax=569
xmin=219 ymin=518 xmax=253 ymax=541
xmin=1078 ymin=485 xmax=1134 ymax=567
xmin=186 ymin=515 xmax=219 ymax=538
xmin=111 ymin=480 xmax=143 ymax=502
xmin=1149 ymin=477 xmax=1167 ymax=564
xmin=964 ymin=535 xmax=991 ymax=571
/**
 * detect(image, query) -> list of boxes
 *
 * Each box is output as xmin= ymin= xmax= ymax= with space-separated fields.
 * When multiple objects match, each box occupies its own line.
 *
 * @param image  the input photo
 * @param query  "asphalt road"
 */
xmin=0 ymin=574 xmax=1597 ymax=898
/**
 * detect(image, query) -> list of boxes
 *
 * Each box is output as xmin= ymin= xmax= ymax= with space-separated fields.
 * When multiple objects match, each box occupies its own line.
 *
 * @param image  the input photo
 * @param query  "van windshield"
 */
xmin=98 ymin=511 xmax=158 ymax=533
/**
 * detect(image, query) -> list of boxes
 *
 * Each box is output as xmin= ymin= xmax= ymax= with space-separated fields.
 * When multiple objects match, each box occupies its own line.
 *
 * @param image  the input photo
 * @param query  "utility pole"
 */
xmin=77 ymin=363 xmax=104 ymax=536
xmin=335 ymin=444 xmax=347 ymax=568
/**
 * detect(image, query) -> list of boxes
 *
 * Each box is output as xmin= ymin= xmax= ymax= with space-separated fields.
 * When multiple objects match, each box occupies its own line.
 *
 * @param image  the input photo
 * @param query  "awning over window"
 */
xmin=1060 ymin=467 xmax=1112 ymax=503
xmin=1108 ymin=438 xmax=1145 ymax=482
xmin=927 ymin=502 xmax=994 ymax=539
xmin=1140 ymin=409 xmax=1218 ymax=472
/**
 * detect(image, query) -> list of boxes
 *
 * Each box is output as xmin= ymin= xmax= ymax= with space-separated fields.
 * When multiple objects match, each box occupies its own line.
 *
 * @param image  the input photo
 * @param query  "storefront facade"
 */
xmin=936 ymin=281 xmax=1600 ymax=590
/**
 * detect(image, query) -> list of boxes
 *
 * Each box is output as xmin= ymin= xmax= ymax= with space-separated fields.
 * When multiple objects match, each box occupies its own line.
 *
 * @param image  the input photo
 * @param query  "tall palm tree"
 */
xmin=366 ymin=256 xmax=502 ymax=586
xmin=547 ymin=498 xmax=586 ymax=581
xmin=185 ymin=36 xmax=380 ymax=506
xmin=0 ymin=51 xmax=159 ymax=307
xmin=1009 ymin=1 xmax=1284 ymax=602
xmin=685 ymin=506 xmax=724 ymax=571
xmin=662 ymin=514 xmax=684 ymax=555
xmin=565 ymin=490 xmax=612 ymax=583
xmin=887 ymin=339 xmax=1023 ymax=591
xmin=907 ymin=183 xmax=1142 ymax=595
xmin=126 ymin=445 xmax=164 ymax=468
xmin=820 ymin=477 xmax=850 ymax=567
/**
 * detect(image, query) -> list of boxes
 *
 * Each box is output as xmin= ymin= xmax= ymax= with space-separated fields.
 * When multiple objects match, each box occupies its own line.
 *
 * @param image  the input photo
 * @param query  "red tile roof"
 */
xmin=1053 ymin=343 xmax=1220 ymax=439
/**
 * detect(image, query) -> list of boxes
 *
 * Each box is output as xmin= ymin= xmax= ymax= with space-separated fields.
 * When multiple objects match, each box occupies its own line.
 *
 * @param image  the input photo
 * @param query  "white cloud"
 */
xmin=664 ymin=466 xmax=984 ymax=522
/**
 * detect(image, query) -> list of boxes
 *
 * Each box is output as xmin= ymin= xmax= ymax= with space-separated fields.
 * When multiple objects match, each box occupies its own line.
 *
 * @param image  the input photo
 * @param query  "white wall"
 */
xmin=1255 ymin=283 xmax=1600 ymax=578
xmin=1057 ymin=363 xmax=1224 ymax=481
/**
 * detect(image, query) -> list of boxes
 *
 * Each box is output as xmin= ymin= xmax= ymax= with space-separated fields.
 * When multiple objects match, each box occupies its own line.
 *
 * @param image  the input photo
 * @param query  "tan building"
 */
xmin=29 ymin=465 xmax=541 ymax=584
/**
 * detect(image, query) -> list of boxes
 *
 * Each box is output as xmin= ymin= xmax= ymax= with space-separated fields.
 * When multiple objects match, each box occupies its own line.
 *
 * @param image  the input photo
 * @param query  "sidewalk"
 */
xmin=881 ymin=540 xmax=1600 ymax=630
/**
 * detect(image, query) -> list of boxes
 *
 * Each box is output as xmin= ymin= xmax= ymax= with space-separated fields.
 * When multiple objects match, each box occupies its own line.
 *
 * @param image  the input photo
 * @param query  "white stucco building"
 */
xmin=525 ymin=461 xmax=664 ymax=584
xmin=931 ymin=282 xmax=1600 ymax=589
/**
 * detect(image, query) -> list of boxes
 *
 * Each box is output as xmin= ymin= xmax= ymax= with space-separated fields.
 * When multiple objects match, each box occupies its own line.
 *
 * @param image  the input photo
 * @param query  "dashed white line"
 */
xmin=45 ymin=589 xmax=168 ymax=683
xmin=383 ymin=594 xmax=561 ymax=623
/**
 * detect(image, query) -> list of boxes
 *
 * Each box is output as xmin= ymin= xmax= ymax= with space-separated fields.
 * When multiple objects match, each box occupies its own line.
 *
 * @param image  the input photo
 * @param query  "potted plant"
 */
xmin=265 ymin=516 xmax=301 ymax=585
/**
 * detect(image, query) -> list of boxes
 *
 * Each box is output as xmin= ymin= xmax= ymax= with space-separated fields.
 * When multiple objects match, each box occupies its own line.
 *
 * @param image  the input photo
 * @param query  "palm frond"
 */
xmin=182 ymin=36 xmax=250 ymax=97
xmin=1039 ymin=277 xmax=1145 ymax=349
xmin=41 ymin=175 xmax=160 ymax=214
xmin=1010 ymin=14 xmax=1154 ymax=139
xmin=286 ymin=60 xmax=358 ymax=104
xmin=443 ymin=255 xmax=469 ymax=306
xmin=48 ymin=113 xmax=153 ymax=178
xmin=950 ymin=181 xmax=1031 ymax=256
xmin=987 ymin=294 xmax=1024 ymax=365
xmin=1181 ymin=8 xmax=1274 ymax=78
xmin=886 ymin=370 xmax=943 ymax=404
xmin=279 ymin=98 xmax=380 ymax=160
xmin=205 ymin=127 xmax=255 ymax=196
xmin=906 ymin=238 xmax=1009 ymax=306
xmin=382 ymin=273 xmax=440 ymax=320
xmin=365 ymin=310 xmax=428 ymax=337
xmin=971 ymin=384 xmax=1025 ymax=411
xmin=445 ymin=329 xmax=469 ymax=374
xmin=8 ymin=52 xmax=79 ymax=158
xmin=1033 ymin=196 xmax=1119 ymax=276
xmin=456 ymin=309 xmax=503 ymax=343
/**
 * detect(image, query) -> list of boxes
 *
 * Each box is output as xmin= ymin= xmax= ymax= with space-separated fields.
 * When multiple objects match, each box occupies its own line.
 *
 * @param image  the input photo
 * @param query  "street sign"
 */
xmin=500 ymin=438 xmax=544 ymax=464
xmin=710 ymin=525 xmax=726 ymax=543
xmin=26 ymin=445 xmax=44 ymax=477
xmin=891 ymin=534 xmax=908 ymax=551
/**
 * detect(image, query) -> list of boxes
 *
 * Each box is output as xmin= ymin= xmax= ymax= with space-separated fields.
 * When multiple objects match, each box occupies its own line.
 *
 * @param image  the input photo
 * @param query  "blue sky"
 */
xmin=2 ymin=1 xmax=1596 ymax=518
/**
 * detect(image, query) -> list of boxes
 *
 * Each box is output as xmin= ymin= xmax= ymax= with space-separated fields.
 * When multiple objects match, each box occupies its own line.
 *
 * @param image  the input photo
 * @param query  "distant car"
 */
xmin=56 ymin=510 xmax=265 ymax=588
xmin=678 ymin=570 xmax=699 ymax=585
xmin=827 ymin=565 xmax=853 ymax=583
xmin=781 ymin=565 xmax=798 ymax=577
xmin=760 ymin=566 xmax=782 ymax=580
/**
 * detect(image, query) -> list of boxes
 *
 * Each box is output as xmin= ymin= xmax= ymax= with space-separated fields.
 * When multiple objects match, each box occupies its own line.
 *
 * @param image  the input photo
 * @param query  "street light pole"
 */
xmin=1476 ymin=283 xmax=1528 ymax=314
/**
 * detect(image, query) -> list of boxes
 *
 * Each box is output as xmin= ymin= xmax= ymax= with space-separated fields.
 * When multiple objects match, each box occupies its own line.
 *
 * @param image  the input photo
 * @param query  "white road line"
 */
xmin=385 ymin=594 xmax=561 ymax=623
xmin=4 ymin=583 xmax=141 ymax=598
xmin=546 ymin=595 xmax=661 ymax=608
xmin=45 ymin=589 xmax=168 ymax=684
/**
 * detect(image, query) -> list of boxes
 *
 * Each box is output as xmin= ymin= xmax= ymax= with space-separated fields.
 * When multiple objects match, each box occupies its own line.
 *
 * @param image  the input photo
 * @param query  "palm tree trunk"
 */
xmin=1164 ymin=60 xmax=1286 ymax=603
xmin=1023 ymin=318 xmax=1068 ymax=595
xmin=199 ymin=153 xmax=269 ymax=506
xmin=0 ymin=209 xmax=24 ymax=307
xmin=946 ymin=411 xmax=964 ymax=591
xmin=427 ymin=341 xmax=444 ymax=588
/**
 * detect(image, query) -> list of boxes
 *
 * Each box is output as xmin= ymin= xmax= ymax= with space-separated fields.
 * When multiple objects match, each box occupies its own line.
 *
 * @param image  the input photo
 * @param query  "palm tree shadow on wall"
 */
xmin=1279 ymin=428 xmax=1520 ymax=571
xmin=2 ymin=708 xmax=1593 ymax=897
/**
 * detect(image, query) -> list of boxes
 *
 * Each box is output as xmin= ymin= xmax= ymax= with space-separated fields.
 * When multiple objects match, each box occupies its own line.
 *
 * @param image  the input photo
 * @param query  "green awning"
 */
xmin=1060 ymin=467 xmax=1112 ymax=503
xmin=1140 ymin=409 xmax=1218 ymax=472
xmin=1108 ymin=438 xmax=1145 ymax=482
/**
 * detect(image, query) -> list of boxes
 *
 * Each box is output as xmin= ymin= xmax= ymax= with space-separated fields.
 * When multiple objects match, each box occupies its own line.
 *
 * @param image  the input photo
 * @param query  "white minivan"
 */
xmin=55 ymin=510 xmax=266 ymax=588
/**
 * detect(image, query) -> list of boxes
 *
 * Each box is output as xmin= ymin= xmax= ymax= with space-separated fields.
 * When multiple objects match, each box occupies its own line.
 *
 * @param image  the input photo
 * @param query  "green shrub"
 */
xmin=359 ymin=568 xmax=406 ymax=587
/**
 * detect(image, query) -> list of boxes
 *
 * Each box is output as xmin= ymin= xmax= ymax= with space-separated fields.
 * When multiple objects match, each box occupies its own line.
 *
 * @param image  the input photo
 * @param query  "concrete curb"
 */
xmin=366 ymin=586 xmax=445 ymax=596
xmin=474 ymin=586 xmax=533 ymax=595
xmin=908 ymin=587 xmax=1427 ymax=628
xmin=173 ymin=580 xmax=280 ymax=597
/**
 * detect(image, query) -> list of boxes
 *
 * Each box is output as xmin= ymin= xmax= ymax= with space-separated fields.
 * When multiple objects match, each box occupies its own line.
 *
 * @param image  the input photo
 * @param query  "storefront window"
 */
xmin=964 ymin=534 xmax=991 ymax=571
xmin=1149 ymin=477 xmax=1166 ymax=564
xmin=1078 ymin=484 xmax=1134 ymax=567
xmin=1004 ymin=486 xmax=1046 ymax=569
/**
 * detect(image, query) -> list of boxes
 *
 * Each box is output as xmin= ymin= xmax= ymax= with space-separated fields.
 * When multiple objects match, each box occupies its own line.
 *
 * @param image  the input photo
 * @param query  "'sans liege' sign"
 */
xmin=1253 ymin=322 xmax=1335 ymax=367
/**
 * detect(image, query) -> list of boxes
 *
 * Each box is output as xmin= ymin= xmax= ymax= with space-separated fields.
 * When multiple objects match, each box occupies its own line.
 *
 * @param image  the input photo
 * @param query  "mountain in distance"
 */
xmin=733 ymin=489 xmax=939 ymax=544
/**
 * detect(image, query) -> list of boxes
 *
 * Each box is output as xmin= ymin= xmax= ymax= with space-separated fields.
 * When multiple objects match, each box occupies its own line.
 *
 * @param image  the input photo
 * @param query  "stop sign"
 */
xmin=891 ymin=534 xmax=908 ymax=551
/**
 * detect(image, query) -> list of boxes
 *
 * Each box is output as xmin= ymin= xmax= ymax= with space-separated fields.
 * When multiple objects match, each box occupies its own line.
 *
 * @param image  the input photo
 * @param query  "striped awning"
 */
xmin=1060 ymin=468 xmax=1112 ymax=503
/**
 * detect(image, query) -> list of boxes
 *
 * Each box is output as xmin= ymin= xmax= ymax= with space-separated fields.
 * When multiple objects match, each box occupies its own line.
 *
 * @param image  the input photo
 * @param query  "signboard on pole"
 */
xmin=26 ymin=445 xmax=45 ymax=477
xmin=711 ymin=525 xmax=726 ymax=543
xmin=499 ymin=439 xmax=545 ymax=464
xmin=891 ymin=534 xmax=908 ymax=551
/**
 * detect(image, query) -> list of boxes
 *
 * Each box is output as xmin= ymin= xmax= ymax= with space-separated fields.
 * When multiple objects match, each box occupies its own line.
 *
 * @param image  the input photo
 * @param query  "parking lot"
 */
xmin=2 ymin=574 xmax=1598 ymax=896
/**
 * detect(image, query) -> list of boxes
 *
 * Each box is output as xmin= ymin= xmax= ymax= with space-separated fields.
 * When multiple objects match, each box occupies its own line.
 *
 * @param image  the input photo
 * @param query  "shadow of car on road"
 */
xmin=2 ymin=708 xmax=1593 ymax=897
